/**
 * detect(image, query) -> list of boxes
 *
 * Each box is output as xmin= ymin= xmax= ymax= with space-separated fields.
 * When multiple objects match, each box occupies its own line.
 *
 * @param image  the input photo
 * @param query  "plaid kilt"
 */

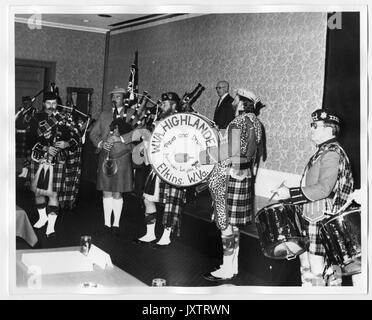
xmin=158 ymin=179 xmax=186 ymax=235
xmin=16 ymin=130 xmax=27 ymax=158
xmin=29 ymin=146 xmax=82 ymax=209
xmin=301 ymin=215 xmax=326 ymax=256
xmin=226 ymin=174 xmax=254 ymax=226
xmin=208 ymin=160 xmax=254 ymax=230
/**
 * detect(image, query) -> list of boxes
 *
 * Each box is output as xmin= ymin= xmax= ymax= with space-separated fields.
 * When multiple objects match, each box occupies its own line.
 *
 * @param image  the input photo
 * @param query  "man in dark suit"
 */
xmin=213 ymin=80 xmax=235 ymax=129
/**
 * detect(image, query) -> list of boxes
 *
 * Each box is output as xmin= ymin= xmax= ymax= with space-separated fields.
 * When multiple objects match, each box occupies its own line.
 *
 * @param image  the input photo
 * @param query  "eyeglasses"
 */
xmin=310 ymin=122 xmax=329 ymax=129
xmin=215 ymin=86 xmax=227 ymax=90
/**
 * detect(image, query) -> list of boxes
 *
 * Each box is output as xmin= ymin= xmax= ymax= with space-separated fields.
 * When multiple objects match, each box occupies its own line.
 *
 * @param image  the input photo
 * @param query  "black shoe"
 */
xmin=152 ymin=242 xmax=171 ymax=249
xmin=203 ymin=272 xmax=234 ymax=282
xmin=46 ymin=232 xmax=56 ymax=240
xmin=111 ymin=226 xmax=120 ymax=238
xmin=132 ymin=238 xmax=156 ymax=245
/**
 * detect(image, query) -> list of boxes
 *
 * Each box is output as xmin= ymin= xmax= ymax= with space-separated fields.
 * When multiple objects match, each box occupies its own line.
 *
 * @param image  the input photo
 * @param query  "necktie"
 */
xmin=216 ymin=98 xmax=222 ymax=108
xmin=113 ymin=106 xmax=119 ymax=119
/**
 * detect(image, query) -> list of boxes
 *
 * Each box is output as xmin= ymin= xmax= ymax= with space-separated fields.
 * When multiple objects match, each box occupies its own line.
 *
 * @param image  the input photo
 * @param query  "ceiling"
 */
xmin=14 ymin=14 xmax=177 ymax=32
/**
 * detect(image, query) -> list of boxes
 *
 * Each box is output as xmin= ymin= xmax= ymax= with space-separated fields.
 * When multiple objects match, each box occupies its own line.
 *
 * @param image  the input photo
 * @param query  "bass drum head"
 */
xmin=264 ymin=238 xmax=309 ymax=260
xmin=148 ymin=112 xmax=220 ymax=187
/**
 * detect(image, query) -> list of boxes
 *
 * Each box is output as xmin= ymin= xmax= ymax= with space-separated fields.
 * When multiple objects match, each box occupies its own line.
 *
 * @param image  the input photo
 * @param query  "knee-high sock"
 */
xmin=112 ymin=198 xmax=123 ymax=227
xmin=222 ymin=233 xmax=235 ymax=257
xmin=144 ymin=199 xmax=156 ymax=214
xmin=308 ymin=253 xmax=325 ymax=276
xmin=299 ymin=252 xmax=326 ymax=286
xmin=156 ymin=227 xmax=172 ymax=245
xmin=211 ymin=234 xmax=235 ymax=278
xmin=34 ymin=202 xmax=47 ymax=228
xmin=232 ymin=226 xmax=240 ymax=275
xmin=18 ymin=167 xmax=28 ymax=178
xmin=46 ymin=205 xmax=59 ymax=235
xmin=103 ymin=197 xmax=113 ymax=227
xmin=138 ymin=212 xmax=157 ymax=242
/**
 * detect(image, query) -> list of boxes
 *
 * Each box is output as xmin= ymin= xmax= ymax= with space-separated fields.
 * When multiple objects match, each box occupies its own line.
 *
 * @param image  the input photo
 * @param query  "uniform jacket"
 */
xmin=89 ymin=107 xmax=137 ymax=192
xmin=289 ymin=138 xmax=354 ymax=220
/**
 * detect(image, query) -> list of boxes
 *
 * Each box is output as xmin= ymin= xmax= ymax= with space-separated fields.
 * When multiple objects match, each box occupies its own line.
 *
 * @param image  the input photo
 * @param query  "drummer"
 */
xmin=275 ymin=109 xmax=354 ymax=286
xmin=133 ymin=92 xmax=187 ymax=248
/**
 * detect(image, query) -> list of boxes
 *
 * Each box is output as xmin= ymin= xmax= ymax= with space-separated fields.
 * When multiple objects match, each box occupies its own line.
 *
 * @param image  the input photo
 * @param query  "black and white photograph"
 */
xmin=2 ymin=0 xmax=370 ymax=300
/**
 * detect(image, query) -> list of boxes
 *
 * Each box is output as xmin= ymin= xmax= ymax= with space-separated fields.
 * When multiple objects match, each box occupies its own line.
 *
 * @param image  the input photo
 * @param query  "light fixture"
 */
xmin=83 ymin=19 xmax=89 ymax=23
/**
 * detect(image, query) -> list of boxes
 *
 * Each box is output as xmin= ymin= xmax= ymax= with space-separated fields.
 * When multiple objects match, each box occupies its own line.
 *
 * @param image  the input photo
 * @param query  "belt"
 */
xmin=231 ymin=162 xmax=252 ymax=170
xmin=103 ymin=148 xmax=131 ymax=160
xmin=230 ymin=156 xmax=252 ymax=170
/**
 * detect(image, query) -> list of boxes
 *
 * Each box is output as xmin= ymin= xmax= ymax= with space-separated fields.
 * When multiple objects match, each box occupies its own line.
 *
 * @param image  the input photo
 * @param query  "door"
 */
xmin=15 ymin=65 xmax=45 ymax=112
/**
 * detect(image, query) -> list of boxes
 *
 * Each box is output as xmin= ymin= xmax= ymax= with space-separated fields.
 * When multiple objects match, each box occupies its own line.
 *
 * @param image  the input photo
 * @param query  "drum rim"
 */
xmin=148 ymin=112 xmax=220 ymax=187
xmin=255 ymin=202 xmax=297 ymax=218
xmin=320 ymin=208 xmax=360 ymax=229
xmin=261 ymin=236 xmax=310 ymax=259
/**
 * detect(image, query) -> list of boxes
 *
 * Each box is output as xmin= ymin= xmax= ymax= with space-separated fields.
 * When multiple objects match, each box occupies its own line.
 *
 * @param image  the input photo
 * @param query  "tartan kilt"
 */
xmin=226 ymin=174 xmax=254 ymax=226
xmin=30 ymin=160 xmax=65 ymax=193
xmin=158 ymin=180 xmax=186 ymax=234
xmin=143 ymin=170 xmax=160 ymax=202
xmin=29 ymin=148 xmax=82 ymax=209
xmin=16 ymin=130 xmax=27 ymax=158
xmin=301 ymin=215 xmax=326 ymax=256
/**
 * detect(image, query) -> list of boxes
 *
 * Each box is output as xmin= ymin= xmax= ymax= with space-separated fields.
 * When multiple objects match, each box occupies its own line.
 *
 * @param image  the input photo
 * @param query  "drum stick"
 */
xmin=267 ymin=191 xmax=278 ymax=204
xmin=267 ymin=180 xmax=286 ymax=204
xmin=81 ymin=117 xmax=90 ymax=144
xmin=57 ymin=104 xmax=89 ymax=117
xmin=336 ymin=197 xmax=355 ymax=215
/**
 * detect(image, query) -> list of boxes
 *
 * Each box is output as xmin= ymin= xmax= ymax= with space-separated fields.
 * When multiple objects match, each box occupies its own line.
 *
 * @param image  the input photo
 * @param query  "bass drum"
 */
xmin=148 ymin=112 xmax=220 ymax=187
xmin=320 ymin=206 xmax=361 ymax=276
xmin=255 ymin=203 xmax=309 ymax=260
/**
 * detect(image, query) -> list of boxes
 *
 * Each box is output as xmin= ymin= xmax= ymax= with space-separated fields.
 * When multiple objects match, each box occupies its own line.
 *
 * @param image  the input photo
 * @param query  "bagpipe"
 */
xmin=15 ymin=87 xmax=45 ymax=122
xmin=102 ymin=117 xmax=133 ymax=177
xmin=179 ymin=83 xmax=205 ymax=113
xmin=31 ymin=109 xmax=84 ymax=164
xmin=30 ymin=110 xmax=81 ymax=196
xmin=131 ymin=83 xmax=206 ymax=129
xmin=58 ymin=104 xmax=92 ymax=143
xmin=118 ymin=51 xmax=162 ymax=130
xmin=130 ymin=91 xmax=160 ymax=128
xmin=131 ymin=83 xmax=207 ymax=169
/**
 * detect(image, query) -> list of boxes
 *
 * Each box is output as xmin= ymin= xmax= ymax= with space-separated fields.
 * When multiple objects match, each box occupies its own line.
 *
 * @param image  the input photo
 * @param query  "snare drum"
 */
xmin=255 ymin=203 xmax=309 ymax=260
xmin=148 ymin=112 xmax=220 ymax=187
xmin=320 ymin=207 xmax=361 ymax=276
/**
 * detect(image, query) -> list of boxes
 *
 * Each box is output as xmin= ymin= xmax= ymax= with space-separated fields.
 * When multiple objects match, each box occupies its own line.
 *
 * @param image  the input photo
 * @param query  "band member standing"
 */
xmin=16 ymin=96 xmax=37 ymax=178
xmin=29 ymin=92 xmax=82 ymax=237
xmin=202 ymin=89 xmax=265 ymax=281
xmin=275 ymin=109 xmax=354 ymax=286
xmin=212 ymin=80 xmax=235 ymax=129
xmin=89 ymin=86 xmax=136 ymax=237
xmin=134 ymin=92 xmax=187 ymax=248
